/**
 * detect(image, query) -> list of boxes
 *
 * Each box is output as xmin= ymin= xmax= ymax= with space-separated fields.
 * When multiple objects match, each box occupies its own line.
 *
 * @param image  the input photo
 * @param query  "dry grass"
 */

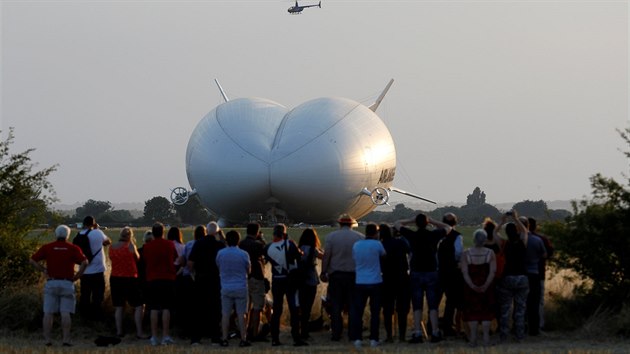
xmin=1 ymin=328 xmax=629 ymax=353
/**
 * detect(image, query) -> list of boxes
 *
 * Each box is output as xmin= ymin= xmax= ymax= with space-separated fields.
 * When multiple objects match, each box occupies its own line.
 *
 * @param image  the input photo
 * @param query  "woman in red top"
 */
xmin=109 ymin=227 xmax=146 ymax=338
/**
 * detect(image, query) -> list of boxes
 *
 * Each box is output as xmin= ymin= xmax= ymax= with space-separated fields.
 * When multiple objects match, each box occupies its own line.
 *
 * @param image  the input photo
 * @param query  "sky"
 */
xmin=1 ymin=0 xmax=628 ymax=210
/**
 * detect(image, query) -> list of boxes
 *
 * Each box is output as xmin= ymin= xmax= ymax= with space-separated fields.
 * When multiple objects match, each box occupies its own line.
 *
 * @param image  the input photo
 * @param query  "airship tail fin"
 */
xmin=368 ymin=78 xmax=394 ymax=112
xmin=214 ymin=79 xmax=229 ymax=102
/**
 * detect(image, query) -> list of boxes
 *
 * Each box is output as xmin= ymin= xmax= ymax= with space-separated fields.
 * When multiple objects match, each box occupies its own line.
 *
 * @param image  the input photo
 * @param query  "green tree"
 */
xmin=466 ymin=187 xmax=486 ymax=207
xmin=512 ymin=199 xmax=549 ymax=220
xmin=144 ymin=196 xmax=174 ymax=223
xmin=99 ymin=209 xmax=134 ymax=224
xmin=174 ymin=194 xmax=211 ymax=225
xmin=75 ymin=199 xmax=112 ymax=220
xmin=0 ymin=128 xmax=57 ymax=286
xmin=548 ymin=128 xmax=630 ymax=307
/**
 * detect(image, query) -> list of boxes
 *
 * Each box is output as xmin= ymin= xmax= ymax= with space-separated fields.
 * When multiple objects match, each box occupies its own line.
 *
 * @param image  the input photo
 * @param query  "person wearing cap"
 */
xmin=188 ymin=221 xmax=226 ymax=344
xmin=75 ymin=215 xmax=111 ymax=321
xmin=394 ymin=213 xmax=452 ymax=343
xmin=30 ymin=225 xmax=88 ymax=347
xmin=320 ymin=213 xmax=365 ymax=342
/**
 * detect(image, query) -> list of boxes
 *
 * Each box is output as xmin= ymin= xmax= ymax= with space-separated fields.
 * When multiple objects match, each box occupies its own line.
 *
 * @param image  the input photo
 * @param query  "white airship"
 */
xmin=171 ymin=79 xmax=434 ymax=225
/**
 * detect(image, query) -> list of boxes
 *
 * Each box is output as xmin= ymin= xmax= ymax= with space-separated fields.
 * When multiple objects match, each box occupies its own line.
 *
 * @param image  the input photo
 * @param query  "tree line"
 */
xmin=365 ymin=187 xmax=571 ymax=226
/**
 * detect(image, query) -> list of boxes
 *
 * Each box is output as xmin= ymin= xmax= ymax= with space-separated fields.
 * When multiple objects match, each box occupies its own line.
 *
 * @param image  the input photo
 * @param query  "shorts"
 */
xmin=43 ymin=280 xmax=75 ymax=314
xmin=221 ymin=288 xmax=248 ymax=316
xmin=248 ymin=278 xmax=266 ymax=310
xmin=410 ymin=271 xmax=440 ymax=311
xmin=146 ymin=280 xmax=176 ymax=311
xmin=110 ymin=276 xmax=142 ymax=307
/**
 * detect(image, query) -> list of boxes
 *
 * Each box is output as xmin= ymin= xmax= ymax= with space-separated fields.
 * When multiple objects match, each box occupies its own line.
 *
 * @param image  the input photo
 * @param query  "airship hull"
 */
xmin=185 ymin=96 xmax=396 ymax=224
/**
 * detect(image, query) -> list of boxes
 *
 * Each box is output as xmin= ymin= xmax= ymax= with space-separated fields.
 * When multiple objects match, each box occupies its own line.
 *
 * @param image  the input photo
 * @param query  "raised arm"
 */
xmin=394 ymin=217 xmax=416 ymax=231
xmin=512 ymin=210 xmax=528 ymax=246
xmin=428 ymin=217 xmax=452 ymax=234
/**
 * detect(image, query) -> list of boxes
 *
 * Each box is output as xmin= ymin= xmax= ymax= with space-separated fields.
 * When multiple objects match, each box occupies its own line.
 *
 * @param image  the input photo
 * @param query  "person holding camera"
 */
xmin=495 ymin=210 xmax=529 ymax=342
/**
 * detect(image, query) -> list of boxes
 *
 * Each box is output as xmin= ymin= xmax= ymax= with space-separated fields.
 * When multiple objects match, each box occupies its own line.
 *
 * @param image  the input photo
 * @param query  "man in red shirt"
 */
xmin=30 ymin=225 xmax=88 ymax=347
xmin=143 ymin=222 xmax=178 ymax=346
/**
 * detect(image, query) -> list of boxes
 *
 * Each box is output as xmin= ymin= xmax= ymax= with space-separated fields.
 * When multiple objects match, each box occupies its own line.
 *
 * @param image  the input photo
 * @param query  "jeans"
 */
xmin=410 ymin=271 xmax=440 ymax=311
xmin=382 ymin=276 xmax=410 ymax=340
xmin=327 ymin=272 xmax=357 ymax=340
xmin=439 ymin=270 xmax=463 ymax=330
xmin=350 ymin=283 xmax=382 ymax=341
xmin=79 ymin=272 xmax=105 ymax=320
xmin=298 ymin=284 xmax=317 ymax=339
xmin=271 ymin=277 xmax=299 ymax=342
xmin=527 ymin=273 xmax=542 ymax=335
xmin=191 ymin=275 xmax=222 ymax=343
xmin=497 ymin=275 xmax=529 ymax=339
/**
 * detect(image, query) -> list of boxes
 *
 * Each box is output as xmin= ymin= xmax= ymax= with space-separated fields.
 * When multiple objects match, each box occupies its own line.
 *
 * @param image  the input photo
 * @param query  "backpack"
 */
xmin=73 ymin=229 xmax=100 ymax=263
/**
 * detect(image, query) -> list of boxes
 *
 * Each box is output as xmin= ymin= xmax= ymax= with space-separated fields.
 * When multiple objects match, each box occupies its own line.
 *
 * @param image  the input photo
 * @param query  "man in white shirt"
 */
xmin=75 ymin=216 xmax=111 ymax=321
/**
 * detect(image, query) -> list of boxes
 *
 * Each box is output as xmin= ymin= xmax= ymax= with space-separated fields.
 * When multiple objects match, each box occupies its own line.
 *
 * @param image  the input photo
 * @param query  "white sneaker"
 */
xmin=370 ymin=340 xmax=380 ymax=347
xmin=161 ymin=336 xmax=175 ymax=345
xmin=149 ymin=337 xmax=159 ymax=346
xmin=354 ymin=339 xmax=362 ymax=348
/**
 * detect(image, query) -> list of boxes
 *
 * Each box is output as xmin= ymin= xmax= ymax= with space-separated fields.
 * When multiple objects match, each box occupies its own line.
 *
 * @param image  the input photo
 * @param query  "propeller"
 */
xmin=170 ymin=187 xmax=192 ymax=206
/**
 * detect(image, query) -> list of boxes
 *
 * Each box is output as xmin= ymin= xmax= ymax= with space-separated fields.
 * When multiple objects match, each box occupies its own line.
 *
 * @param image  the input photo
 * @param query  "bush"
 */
xmin=0 ymin=284 xmax=43 ymax=331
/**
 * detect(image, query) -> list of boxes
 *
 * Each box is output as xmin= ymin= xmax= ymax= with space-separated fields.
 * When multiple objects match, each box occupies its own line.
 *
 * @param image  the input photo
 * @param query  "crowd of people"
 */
xmin=29 ymin=210 xmax=553 ymax=348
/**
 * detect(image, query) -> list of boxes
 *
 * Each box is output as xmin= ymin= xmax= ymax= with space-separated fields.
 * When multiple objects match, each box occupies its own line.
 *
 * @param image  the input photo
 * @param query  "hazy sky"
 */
xmin=1 ymin=0 xmax=628 ymax=209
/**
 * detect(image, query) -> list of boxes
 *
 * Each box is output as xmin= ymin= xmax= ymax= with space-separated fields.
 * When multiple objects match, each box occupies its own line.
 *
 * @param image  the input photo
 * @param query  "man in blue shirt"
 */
xmin=519 ymin=217 xmax=547 ymax=336
xmin=350 ymin=223 xmax=386 ymax=348
xmin=216 ymin=230 xmax=251 ymax=347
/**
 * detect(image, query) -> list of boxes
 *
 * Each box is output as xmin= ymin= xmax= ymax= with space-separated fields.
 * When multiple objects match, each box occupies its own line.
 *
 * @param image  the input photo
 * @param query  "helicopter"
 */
xmin=288 ymin=1 xmax=321 ymax=14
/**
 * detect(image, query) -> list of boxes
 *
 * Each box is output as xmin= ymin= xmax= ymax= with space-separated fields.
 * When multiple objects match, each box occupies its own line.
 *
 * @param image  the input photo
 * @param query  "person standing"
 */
xmin=461 ymin=229 xmax=496 ymax=347
xmin=297 ymin=228 xmax=324 ymax=341
xmin=394 ymin=214 xmax=451 ymax=343
xmin=528 ymin=217 xmax=554 ymax=331
xmin=350 ymin=223 xmax=386 ymax=348
xmin=216 ymin=230 xmax=252 ymax=347
xmin=188 ymin=222 xmax=226 ymax=344
xmin=143 ymin=222 xmax=178 ymax=346
xmin=136 ymin=230 xmax=153 ymax=314
xmin=239 ymin=223 xmax=268 ymax=341
xmin=74 ymin=216 xmax=111 ymax=321
xmin=320 ymin=214 xmax=364 ymax=342
xmin=108 ymin=227 xmax=146 ymax=339
xmin=30 ymin=225 xmax=88 ymax=347
xmin=179 ymin=225 xmax=205 ymax=344
xmin=519 ymin=216 xmax=547 ymax=336
xmin=437 ymin=213 xmax=464 ymax=337
xmin=264 ymin=224 xmax=305 ymax=346
xmin=380 ymin=223 xmax=411 ymax=342
xmin=496 ymin=211 xmax=529 ymax=341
